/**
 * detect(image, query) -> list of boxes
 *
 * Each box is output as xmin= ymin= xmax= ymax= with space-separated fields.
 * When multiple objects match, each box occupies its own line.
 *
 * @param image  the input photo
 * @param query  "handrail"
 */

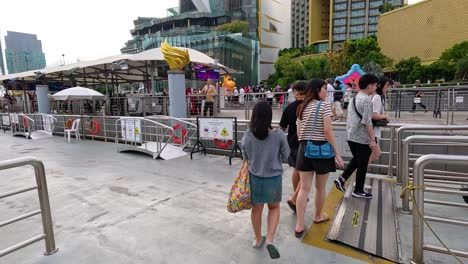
xmin=396 ymin=125 xmax=468 ymax=182
xmin=0 ymin=157 xmax=58 ymax=257
xmin=147 ymin=115 xmax=197 ymax=149
xmin=10 ymin=113 xmax=35 ymax=139
xmin=401 ymin=135 xmax=468 ymax=212
xmin=412 ymin=154 xmax=468 ymax=264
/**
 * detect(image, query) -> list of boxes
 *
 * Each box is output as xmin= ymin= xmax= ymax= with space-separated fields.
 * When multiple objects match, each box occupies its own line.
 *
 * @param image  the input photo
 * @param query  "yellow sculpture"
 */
xmin=223 ymin=75 xmax=236 ymax=92
xmin=161 ymin=38 xmax=190 ymax=70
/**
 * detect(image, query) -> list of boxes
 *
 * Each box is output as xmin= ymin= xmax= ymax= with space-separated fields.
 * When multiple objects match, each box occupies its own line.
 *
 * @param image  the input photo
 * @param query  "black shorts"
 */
xmin=296 ymin=141 xmax=336 ymax=174
xmin=288 ymin=147 xmax=298 ymax=168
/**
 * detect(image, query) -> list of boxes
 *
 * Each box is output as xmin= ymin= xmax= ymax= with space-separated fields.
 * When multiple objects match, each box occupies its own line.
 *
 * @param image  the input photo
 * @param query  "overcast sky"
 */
xmin=0 ymin=0 xmax=423 ymax=68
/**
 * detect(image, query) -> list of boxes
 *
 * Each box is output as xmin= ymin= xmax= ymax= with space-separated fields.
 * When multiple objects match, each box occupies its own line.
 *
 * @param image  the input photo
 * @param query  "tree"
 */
xmin=439 ymin=41 xmax=468 ymax=64
xmin=301 ymin=57 xmax=330 ymax=79
xmin=395 ymin=56 xmax=422 ymax=83
xmin=216 ymin=20 xmax=249 ymax=37
xmin=456 ymin=57 xmax=468 ymax=80
xmin=341 ymin=37 xmax=391 ymax=69
xmin=273 ymin=53 xmax=305 ymax=80
xmin=379 ymin=3 xmax=395 ymax=14
xmin=363 ymin=61 xmax=384 ymax=77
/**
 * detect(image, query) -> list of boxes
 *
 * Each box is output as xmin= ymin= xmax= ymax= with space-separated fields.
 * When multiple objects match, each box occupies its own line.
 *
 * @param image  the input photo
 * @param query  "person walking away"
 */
xmin=334 ymin=74 xmax=378 ymax=199
xmin=200 ymin=78 xmax=216 ymax=116
xmin=333 ymin=80 xmax=344 ymax=120
xmin=369 ymin=77 xmax=391 ymax=163
xmin=287 ymin=85 xmax=296 ymax=104
xmin=411 ymin=80 xmax=427 ymax=112
xmin=279 ymin=81 xmax=307 ymax=213
xmin=241 ymin=101 xmax=290 ymax=259
xmin=266 ymin=89 xmax=274 ymax=106
xmin=239 ymin=87 xmax=245 ymax=105
xmin=278 ymin=93 xmax=284 ymax=110
xmin=325 ymin=79 xmax=335 ymax=105
xmin=342 ymin=82 xmax=353 ymax=118
xmin=294 ymin=79 xmax=345 ymax=237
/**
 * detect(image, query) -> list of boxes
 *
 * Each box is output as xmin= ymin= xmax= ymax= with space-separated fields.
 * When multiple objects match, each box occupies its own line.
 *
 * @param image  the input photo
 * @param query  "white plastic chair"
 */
xmin=64 ymin=119 xmax=80 ymax=143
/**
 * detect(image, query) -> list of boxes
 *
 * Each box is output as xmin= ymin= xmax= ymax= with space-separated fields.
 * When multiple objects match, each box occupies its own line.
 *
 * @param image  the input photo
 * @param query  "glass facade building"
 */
xmin=122 ymin=0 xmax=268 ymax=85
xmin=4 ymin=31 xmax=46 ymax=74
xmin=331 ymin=0 xmax=406 ymax=50
xmin=0 ymin=40 xmax=5 ymax=75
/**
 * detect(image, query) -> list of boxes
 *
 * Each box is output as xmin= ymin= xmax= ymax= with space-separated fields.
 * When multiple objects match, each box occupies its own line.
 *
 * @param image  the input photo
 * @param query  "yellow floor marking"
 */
xmin=302 ymin=187 xmax=396 ymax=264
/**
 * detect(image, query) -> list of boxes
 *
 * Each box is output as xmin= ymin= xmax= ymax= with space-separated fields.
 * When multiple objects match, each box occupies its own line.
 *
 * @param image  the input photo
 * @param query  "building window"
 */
xmin=333 ymin=34 xmax=346 ymax=41
xmin=269 ymin=22 xmax=278 ymax=32
xmin=334 ymin=18 xmax=346 ymax=26
xmin=370 ymin=0 xmax=383 ymax=8
xmin=334 ymin=11 xmax=347 ymax=18
xmin=350 ymin=33 xmax=364 ymax=39
xmin=351 ymin=2 xmax=365 ymax=10
xmin=350 ymin=17 xmax=365 ymax=25
xmin=334 ymin=3 xmax=347 ymax=11
xmin=368 ymin=24 xmax=378 ymax=31
xmin=333 ymin=26 xmax=346 ymax=34
xmin=351 ymin=10 xmax=365 ymax=17
xmin=350 ymin=25 xmax=364 ymax=32
xmin=369 ymin=17 xmax=378 ymax=24
xmin=369 ymin=9 xmax=380 ymax=16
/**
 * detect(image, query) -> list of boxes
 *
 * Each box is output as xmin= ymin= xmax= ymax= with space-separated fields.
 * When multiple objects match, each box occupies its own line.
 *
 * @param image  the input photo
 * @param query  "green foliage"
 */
xmin=215 ymin=20 xmax=249 ymax=37
xmin=439 ymin=41 xmax=468 ymax=64
xmin=395 ymin=57 xmax=422 ymax=83
xmin=95 ymin=86 xmax=108 ymax=95
xmin=363 ymin=61 xmax=384 ymax=77
xmin=379 ymin=3 xmax=395 ymax=13
xmin=277 ymin=77 xmax=295 ymax=88
xmin=456 ymin=57 xmax=468 ymax=80
xmin=341 ymin=37 xmax=392 ymax=68
xmin=274 ymin=53 xmax=305 ymax=80
xmin=301 ymin=57 xmax=330 ymax=79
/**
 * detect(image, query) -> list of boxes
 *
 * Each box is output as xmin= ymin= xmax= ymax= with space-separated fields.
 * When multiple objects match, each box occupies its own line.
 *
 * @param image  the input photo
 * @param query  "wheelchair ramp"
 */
xmin=30 ymin=130 xmax=53 ymax=140
xmin=138 ymin=142 xmax=187 ymax=160
xmin=327 ymin=177 xmax=399 ymax=263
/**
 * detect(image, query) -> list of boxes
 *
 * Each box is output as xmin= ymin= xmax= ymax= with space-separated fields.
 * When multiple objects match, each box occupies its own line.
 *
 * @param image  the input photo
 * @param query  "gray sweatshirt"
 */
xmin=241 ymin=129 xmax=290 ymax=178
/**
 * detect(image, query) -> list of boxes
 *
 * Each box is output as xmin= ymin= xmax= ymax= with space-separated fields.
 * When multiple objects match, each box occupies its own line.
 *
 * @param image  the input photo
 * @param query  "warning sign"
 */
xmin=199 ymin=118 xmax=233 ymax=140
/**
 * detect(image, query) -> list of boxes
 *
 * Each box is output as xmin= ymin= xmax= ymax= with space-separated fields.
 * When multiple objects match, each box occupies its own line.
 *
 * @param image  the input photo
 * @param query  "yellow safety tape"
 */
xmin=352 ymin=211 xmax=359 ymax=227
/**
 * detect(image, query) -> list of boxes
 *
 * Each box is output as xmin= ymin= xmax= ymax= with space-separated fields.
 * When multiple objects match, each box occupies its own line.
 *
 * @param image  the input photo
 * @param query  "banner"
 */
xmin=10 ymin=114 xmax=19 ymax=124
xmin=121 ymin=119 xmax=142 ymax=142
xmin=199 ymin=118 xmax=234 ymax=140
xmin=2 ymin=116 xmax=10 ymax=126
xmin=43 ymin=115 xmax=52 ymax=132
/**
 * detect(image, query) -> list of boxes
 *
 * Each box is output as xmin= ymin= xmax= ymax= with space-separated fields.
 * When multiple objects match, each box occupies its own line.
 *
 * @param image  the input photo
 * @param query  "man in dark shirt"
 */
xmin=280 ymin=81 xmax=307 ymax=213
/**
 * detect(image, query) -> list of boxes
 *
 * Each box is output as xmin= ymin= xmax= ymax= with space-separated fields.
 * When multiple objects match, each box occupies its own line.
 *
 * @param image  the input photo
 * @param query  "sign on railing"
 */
xmin=199 ymin=118 xmax=234 ymax=140
xmin=121 ymin=119 xmax=142 ymax=143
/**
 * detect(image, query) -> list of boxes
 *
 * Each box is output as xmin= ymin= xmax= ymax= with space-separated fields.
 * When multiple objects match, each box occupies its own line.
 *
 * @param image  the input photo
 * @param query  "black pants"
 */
xmin=341 ymin=141 xmax=372 ymax=193
xmin=412 ymin=97 xmax=427 ymax=110
xmin=203 ymin=101 xmax=214 ymax=117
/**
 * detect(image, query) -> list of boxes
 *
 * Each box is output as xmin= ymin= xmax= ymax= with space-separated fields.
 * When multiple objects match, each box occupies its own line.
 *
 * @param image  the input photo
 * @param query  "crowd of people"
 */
xmin=239 ymin=74 xmax=391 ymax=259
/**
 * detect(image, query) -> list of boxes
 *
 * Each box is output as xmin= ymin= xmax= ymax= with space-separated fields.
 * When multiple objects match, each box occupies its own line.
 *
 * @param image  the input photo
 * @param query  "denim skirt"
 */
xmin=250 ymin=173 xmax=282 ymax=204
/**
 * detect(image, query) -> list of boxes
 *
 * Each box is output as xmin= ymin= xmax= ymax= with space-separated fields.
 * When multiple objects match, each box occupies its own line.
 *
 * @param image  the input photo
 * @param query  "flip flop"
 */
xmin=287 ymin=200 xmax=296 ymax=213
xmin=266 ymin=243 xmax=280 ymax=259
xmin=313 ymin=213 xmax=330 ymax=224
xmin=294 ymin=226 xmax=306 ymax=238
xmin=252 ymin=236 xmax=266 ymax=249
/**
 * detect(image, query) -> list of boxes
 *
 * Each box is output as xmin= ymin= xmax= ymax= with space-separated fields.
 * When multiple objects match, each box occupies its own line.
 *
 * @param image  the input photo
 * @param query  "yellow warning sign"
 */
xmin=352 ymin=211 xmax=359 ymax=227
xmin=221 ymin=128 xmax=229 ymax=137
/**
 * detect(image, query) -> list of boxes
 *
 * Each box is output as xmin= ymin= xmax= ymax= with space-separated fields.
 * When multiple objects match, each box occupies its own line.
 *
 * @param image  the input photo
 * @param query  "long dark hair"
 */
xmin=376 ymin=76 xmax=389 ymax=96
xmin=296 ymin=78 xmax=326 ymax=120
xmin=250 ymin=101 xmax=272 ymax=140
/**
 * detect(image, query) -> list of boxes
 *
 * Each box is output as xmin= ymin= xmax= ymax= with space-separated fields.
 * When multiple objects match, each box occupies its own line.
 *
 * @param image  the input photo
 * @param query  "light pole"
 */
xmin=62 ymin=54 xmax=65 ymax=65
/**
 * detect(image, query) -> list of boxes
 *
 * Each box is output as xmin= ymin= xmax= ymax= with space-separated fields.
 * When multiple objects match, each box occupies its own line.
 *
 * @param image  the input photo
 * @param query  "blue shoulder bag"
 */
xmin=304 ymin=101 xmax=335 ymax=159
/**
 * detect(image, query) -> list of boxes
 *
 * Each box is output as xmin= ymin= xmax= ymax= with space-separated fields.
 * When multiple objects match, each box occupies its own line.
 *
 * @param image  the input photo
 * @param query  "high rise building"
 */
xmin=291 ymin=0 xmax=330 ymax=49
xmin=330 ymin=0 xmax=406 ymax=50
xmin=0 ymin=38 xmax=5 ymax=75
xmin=122 ymin=0 xmax=291 ymax=85
xmin=4 ymin=31 xmax=46 ymax=74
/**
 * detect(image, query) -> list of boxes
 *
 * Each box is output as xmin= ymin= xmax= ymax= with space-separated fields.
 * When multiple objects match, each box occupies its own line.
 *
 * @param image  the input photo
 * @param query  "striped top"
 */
xmin=296 ymin=100 xmax=332 ymax=141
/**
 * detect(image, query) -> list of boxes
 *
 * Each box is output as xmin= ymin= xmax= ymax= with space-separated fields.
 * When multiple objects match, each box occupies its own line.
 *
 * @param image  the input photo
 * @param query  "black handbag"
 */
xmin=352 ymin=97 xmax=388 ymax=127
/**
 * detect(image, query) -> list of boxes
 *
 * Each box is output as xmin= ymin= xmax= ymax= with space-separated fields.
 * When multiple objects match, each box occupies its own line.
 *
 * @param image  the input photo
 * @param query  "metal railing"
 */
xmin=412 ymin=154 xmax=468 ymax=264
xmin=0 ymin=157 xmax=58 ymax=257
xmin=396 ymin=125 xmax=468 ymax=183
xmin=10 ymin=113 xmax=34 ymax=139
xmin=114 ymin=117 xmax=174 ymax=159
xmin=401 ymin=135 xmax=468 ymax=212
xmin=146 ymin=115 xmax=197 ymax=150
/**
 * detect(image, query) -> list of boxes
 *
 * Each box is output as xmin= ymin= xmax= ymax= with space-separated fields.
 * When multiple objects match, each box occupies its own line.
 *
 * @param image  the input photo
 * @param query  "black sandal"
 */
xmin=294 ymin=226 xmax=306 ymax=238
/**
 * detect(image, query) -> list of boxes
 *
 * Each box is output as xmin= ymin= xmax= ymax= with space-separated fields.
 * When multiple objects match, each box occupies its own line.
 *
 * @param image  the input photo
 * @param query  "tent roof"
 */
xmin=0 ymin=47 xmax=237 ymax=84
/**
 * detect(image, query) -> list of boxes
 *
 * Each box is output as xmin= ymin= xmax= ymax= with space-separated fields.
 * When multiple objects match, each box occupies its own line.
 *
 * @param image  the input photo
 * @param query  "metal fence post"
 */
xmin=412 ymin=155 xmax=426 ymax=264
xmin=387 ymin=126 xmax=396 ymax=177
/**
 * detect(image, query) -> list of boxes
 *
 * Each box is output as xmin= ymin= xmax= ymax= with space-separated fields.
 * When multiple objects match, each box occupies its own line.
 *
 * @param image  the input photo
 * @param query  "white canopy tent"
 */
xmin=51 ymin=87 xmax=105 ymax=101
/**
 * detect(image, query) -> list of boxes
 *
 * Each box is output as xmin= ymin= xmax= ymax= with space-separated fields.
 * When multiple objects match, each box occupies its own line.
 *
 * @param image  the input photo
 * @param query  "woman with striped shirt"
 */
xmin=294 ymin=79 xmax=345 ymax=237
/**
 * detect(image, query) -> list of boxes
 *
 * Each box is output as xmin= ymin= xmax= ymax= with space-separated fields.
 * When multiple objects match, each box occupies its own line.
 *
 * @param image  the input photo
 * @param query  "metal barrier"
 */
xmin=0 ymin=157 xmax=58 ymax=257
xmin=115 ymin=117 xmax=174 ymax=159
xmin=396 ymin=125 xmax=468 ymax=182
xmin=10 ymin=113 xmax=34 ymax=139
xmin=147 ymin=115 xmax=197 ymax=150
xmin=411 ymin=154 xmax=468 ymax=264
xmin=35 ymin=114 xmax=58 ymax=135
xmin=401 ymin=135 xmax=468 ymax=212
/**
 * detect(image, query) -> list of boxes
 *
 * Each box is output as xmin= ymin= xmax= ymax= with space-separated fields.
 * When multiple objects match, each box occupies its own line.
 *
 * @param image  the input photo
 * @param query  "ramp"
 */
xmin=30 ymin=130 xmax=54 ymax=140
xmin=139 ymin=142 xmax=187 ymax=160
xmin=327 ymin=177 xmax=399 ymax=263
